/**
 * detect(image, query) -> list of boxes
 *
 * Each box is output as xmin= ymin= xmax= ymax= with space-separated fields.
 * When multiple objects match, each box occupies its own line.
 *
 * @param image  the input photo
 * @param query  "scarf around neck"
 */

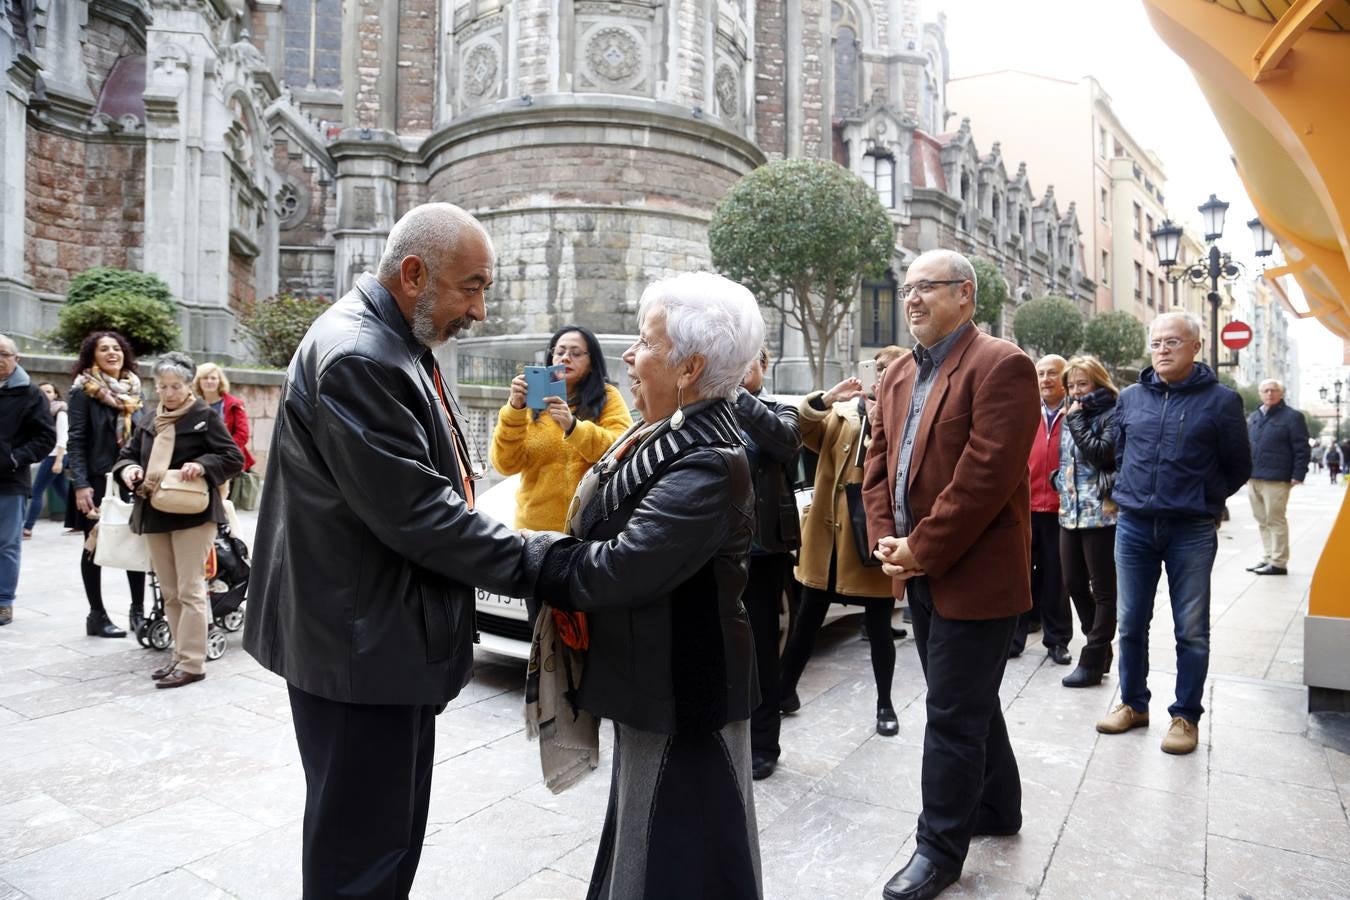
xmin=140 ymin=397 xmax=197 ymax=499
xmin=74 ymin=368 xmax=143 ymax=446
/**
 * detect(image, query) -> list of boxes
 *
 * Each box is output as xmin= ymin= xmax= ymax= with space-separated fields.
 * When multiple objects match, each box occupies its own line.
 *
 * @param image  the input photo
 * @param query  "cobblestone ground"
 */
xmin=1 ymin=483 xmax=1348 ymax=899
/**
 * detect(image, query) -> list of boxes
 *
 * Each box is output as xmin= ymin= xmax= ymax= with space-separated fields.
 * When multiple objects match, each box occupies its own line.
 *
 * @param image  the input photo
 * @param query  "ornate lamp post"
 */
xmin=1321 ymin=379 xmax=1344 ymax=445
xmin=1151 ymin=194 xmax=1263 ymax=370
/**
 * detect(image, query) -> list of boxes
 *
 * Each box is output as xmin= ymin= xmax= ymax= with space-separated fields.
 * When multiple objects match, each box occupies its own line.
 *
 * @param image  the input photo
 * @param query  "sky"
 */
xmin=933 ymin=0 xmax=1347 ymax=380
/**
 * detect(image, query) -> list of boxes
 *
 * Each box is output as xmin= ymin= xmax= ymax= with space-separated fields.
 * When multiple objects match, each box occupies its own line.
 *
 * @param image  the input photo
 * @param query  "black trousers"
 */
xmin=908 ymin=577 xmax=1021 ymax=872
xmin=1060 ymin=525 xmax=1117 ymax=672
xmin=745 ymin=553 xmax=791 ymax=762
xmin=1011 ymin=512 xmax=1070 ymax=653
xmin=288 ymin=684 xmax=437 ymax=899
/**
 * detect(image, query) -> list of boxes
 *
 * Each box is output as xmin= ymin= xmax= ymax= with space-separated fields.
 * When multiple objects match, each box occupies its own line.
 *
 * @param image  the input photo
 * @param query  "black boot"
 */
xmin=86 ymin=611 xmax=126 ymax=638
xmin=1061 ymin=664 xmax=1103 ymax=688
xmin=128 ymin=602 xmax=145 ymax=637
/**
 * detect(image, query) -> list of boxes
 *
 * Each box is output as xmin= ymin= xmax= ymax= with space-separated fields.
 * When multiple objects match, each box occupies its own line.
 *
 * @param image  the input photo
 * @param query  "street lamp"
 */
xmin=1152 ymin=194 xmax=1247 ymax=370
xmin=1320 ymin=379 xmax=1344 ymax=445
xmin=1248 ymin=217 xmax=1276 ymax=258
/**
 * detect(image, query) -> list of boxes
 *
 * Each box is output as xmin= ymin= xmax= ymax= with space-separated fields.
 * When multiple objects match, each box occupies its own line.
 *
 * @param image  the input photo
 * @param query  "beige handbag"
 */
xmin=149 ymin=469 xmax=210 ymax=514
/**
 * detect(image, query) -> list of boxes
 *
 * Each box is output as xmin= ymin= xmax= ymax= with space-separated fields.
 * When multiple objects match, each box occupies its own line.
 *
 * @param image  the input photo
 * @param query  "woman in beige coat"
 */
xmin=780 ymin=346 xmax=906 ymax=736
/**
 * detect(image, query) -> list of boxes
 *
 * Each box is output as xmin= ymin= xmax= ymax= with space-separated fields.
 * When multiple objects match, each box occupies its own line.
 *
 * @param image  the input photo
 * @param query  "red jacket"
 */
xmin=219 ymin=392 xmax=256 ymax=471
xmin=1027 ymin=404 xmax=1064 ymax=513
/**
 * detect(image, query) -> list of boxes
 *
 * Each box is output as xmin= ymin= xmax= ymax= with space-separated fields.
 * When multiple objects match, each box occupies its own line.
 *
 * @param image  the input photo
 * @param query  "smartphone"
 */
xmin=857 ymin=359 xmax=878 ymax=394
xmin=524 ymin=364 xmax=566 ymax=410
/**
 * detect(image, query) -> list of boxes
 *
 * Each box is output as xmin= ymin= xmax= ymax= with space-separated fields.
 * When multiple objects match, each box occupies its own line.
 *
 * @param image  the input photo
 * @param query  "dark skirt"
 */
xmin=588 ymin=718 xmax=762 ymax=900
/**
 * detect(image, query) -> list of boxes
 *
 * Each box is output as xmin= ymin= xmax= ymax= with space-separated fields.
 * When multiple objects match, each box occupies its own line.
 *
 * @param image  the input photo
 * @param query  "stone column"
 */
xmin=0 ymin=20 xmax=37 ymax=336
xmin=329 ymin=129 xmax=402 ymax=296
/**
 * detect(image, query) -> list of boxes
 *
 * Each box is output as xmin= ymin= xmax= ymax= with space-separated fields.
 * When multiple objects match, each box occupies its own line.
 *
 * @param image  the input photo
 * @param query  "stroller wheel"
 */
xmin=136 ymin=621 xmax=151 ymax=648
xmin=206 ymin=627 xmax=227 ymax=661
xmin=221 ymin=609 xmax=244 ymax=632
xmin=148 ymin=619 xmax=173 ymax=651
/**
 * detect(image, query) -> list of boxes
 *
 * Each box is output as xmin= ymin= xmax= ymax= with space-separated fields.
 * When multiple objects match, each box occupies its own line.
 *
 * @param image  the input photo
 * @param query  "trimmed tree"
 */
xmin=1012 ymin=295 xmax=1084 ymax=358
xmin=52 ymin=291 xmax=180 ymax=355
xmin=708 ymin=158 xmax=894 ymax=386
xmin=1083 ymin=310 xmax=1147 ymax=374
xmin=970 ymin=256 xmax=1008 ymax=336
xmin=66 ymin=266 xmax=175 ymax=312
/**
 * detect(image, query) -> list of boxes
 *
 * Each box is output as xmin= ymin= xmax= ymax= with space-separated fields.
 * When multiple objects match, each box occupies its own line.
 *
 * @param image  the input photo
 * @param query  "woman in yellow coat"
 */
xmin=780 ymin=346 xmax=906 ymax=736
xmin=490 ymin=324 xmax=632 ymax=531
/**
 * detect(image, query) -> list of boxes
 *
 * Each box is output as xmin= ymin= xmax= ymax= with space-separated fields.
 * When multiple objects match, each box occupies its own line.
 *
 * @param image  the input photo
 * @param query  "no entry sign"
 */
xmin=1221 ymin=320 xmax=1253 ymax=350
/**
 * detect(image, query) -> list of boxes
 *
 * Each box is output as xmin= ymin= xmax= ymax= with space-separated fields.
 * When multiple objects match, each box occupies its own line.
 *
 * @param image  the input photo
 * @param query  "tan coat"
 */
xmin=793 ymin=391 xmax=894 ymax=599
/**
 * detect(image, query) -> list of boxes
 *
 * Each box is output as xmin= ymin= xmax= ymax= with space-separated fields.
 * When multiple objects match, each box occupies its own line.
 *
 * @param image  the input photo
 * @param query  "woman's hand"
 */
xmin=1068 ymin=400 xmax=1083 ymax=414
xmin=121 ymin=466 xmax=144 ymax=489
xmin=545 ymin=397 xmax=574 ymax=433
xmin=823 ymin=377 xmax=864 ymax=405
xmin=51 ymin=460 xmax=63 ymax=475
xmin=179 ymin=462 xmax=205 ymax=481
xmin=75 ymin=486 xmax=96 ymax=514
xmin=508 ymin=374 xmax=528 ymax=410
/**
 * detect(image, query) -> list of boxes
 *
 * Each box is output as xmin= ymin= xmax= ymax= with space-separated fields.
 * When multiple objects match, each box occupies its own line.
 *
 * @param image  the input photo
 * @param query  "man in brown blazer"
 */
xmin=863 ymin=249 xmax=1039 ymax=900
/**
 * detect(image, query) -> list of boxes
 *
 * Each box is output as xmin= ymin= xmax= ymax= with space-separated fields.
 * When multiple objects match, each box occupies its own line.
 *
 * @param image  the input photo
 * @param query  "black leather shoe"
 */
xmin=1061 ymin=665 xmax=1102 ymax=688
xmin=779 ymin=691 xmax=801 ymax=714
xmin=1245 ymin=560 xmax=1268 ymax=572
xmin=1254 ymin=564 xmax=1288 ymax=575
xmin=877 ymin=705 xmax=899 ymax=736
xmin=86 ymin=612 xmax=126 ymax=639
xmin=882 ymin=852 xmax=960 ymax=900
xmin=1047 ymin=645 xmax=1072 ymax=665
xmin=751 ymin=755 xmax=776 ymax=781
xmin=1007 ymin=647 xmax=1023 ymax=659
xmin=891 ymin=626 xmax=908 ymax=640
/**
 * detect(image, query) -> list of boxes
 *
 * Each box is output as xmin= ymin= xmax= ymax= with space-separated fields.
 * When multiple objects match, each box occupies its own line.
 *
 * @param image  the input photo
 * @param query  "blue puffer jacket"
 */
xmin=1113 ymin=363 xmax=1251 ymax=520
xmin=1247 ymin=400 xmax=1310 ymax=482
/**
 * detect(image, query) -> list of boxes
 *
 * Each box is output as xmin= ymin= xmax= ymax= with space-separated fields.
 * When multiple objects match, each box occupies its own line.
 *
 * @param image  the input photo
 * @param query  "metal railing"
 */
xmin=457 ymin=354 xmax=519 ymax=387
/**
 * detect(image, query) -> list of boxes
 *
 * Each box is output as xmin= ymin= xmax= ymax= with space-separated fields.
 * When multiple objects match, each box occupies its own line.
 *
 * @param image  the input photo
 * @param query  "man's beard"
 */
xmin=411 ymin=289 xmax=473 ymax=347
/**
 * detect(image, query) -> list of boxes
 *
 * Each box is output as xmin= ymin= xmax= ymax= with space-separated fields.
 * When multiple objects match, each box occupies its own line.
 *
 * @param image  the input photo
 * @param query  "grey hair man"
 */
xmin=0 ymin=334 xmax=57 ymax=626
xmin=244 ymin=203 xmax=563 ymax=896
xmin=1097 ymin=310 xmax=1250 ymax=755
xmin=1244 ymin=377 xmax=1310 ymax=575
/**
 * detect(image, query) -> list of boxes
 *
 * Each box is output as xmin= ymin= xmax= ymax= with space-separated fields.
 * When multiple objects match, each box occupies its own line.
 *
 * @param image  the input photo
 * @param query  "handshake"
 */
xmin=872 ymin=535 xmax=926 ymax=580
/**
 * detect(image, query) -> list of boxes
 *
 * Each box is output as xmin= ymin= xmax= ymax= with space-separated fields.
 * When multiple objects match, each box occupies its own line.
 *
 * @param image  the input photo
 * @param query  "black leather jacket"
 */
xmin=538 ymin=402 xmax=757 ymax=735
xmin=243 ymin=274 xmax=559 ymax=707
xmin=733 ymin=387 xmax=802 ymax=554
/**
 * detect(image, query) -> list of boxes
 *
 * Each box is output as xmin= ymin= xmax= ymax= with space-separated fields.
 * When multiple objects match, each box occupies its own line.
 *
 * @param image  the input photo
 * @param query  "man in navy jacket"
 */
xmin=1095 ymin=312 xmax=1250 ymax=756
xmin=1244 ymin=379 xmax=1310 ymax=576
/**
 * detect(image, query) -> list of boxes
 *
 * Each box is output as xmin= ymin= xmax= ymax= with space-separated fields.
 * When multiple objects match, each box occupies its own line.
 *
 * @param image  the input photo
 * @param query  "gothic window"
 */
xmin=861 ymin=152 xmax=895 ymax=209
xmin=991 ymin=192 xmax=1001 ymax=227
xmin=863 ymin=273 xmax=898 ymax=347
xmin=832 ymin=3 xmax=861 ymax=116
xmin=284 ymin=0 xmax=343 ymax=90
xmin=960 ymin=171 xmax=973 ymax=231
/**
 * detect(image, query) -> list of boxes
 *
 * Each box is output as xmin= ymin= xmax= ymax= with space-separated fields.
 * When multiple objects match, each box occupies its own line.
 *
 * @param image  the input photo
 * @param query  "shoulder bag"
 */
xmin=93 ymin=473 xmax=152 ymax=571
xmin=150 ymin=469 xmax=210 ymax=515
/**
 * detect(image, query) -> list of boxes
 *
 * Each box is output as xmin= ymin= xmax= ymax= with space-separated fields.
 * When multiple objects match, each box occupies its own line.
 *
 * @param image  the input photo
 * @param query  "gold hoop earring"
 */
xmin=670 ymin=385 xmax=686 ymax=430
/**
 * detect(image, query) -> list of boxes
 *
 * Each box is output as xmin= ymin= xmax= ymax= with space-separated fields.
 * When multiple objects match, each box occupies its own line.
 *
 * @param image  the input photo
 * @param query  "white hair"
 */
xmin=637 ymin=272 xmax=765 ymax=401
xmin=1151 ymin=311 xmax=1203 ymax=341
xmin=153 ymin=351 xmax=196 ymax=382
xmin=1259 ymin=378 xmax=1284 ymax=392
xmin=376 ymin=202 xmax=492 ymax=281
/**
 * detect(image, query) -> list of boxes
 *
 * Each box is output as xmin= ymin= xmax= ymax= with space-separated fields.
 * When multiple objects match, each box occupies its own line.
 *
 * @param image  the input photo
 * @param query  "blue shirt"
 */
xmin=893 ymin=322 xmax=971 ymax=535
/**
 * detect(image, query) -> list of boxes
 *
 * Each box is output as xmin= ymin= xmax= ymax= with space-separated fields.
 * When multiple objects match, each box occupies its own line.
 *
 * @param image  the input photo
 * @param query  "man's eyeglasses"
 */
xmin=0 ymin=352 xmax=16 ymax=359
xmin=898 ymin=279 xmax=967 ymax=300
xmin=1148 ymin=337 xmax=1187 ymax=352
xmin=551 ymin=348 xmax=590 ymax=360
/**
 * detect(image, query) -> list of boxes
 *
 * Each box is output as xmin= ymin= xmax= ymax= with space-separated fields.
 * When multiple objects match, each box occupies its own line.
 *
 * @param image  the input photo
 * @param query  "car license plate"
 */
xmin=477 ymin=589 xmax=527 ymax=616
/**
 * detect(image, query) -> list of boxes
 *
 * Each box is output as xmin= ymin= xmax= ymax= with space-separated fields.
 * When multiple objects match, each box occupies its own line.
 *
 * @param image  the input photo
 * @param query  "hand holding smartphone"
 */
xmin=857 ymin=359 xmax=878 ymax=394
xmin=525 ymin=364 xmax=566 ymax=410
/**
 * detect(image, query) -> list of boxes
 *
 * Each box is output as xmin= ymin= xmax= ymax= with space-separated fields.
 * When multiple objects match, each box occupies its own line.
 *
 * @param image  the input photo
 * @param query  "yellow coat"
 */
xmin=794 ymin=391 xmax=894 ymax=599
xmin=489 ymin=383 xmax=633 ymax=531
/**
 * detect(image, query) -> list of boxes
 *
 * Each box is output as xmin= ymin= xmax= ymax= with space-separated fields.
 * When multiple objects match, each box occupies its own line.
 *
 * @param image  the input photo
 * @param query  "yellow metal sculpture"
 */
xmin=1142 ymin=0 xmax=1349 ymax=700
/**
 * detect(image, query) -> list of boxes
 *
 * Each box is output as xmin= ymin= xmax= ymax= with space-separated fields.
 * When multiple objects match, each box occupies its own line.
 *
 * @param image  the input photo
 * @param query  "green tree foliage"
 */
xmin=970 ymin=257 xmax=1008 ymax=335
xmin=237 ymin=293 xmax=332 ymax=368
xmin=709 ymin=158 xmax=894 ymax=386
xmin=66 ymin=266 xmax=175 ymax=312
xmin=1305 ymin=411 xmax=1326 ymax=440
xmin=1235 ymin=383 xmax=1260 ymax=414
xmin=52 ymin=291 xmax=180 ymax=355
xmin=1012 ymin=296 xmax=1084 ymax=358
xmin=1083 ymin=310 xmax=1147 ymax=373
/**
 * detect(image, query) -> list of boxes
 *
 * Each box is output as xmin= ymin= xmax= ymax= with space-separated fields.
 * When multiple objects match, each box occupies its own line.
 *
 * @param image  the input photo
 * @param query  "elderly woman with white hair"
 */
xmin=531 ymin=271 xmax=765 ymax=899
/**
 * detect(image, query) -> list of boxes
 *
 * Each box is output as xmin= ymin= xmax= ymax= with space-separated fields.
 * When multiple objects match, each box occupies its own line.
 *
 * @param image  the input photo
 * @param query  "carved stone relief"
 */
xmin=714 ymin=64 xmax=737 ymax=118
xmin=586 ymin=27 xmax=640 ymax=83
xmin=463 ymin=43 xmax=498 ymax=98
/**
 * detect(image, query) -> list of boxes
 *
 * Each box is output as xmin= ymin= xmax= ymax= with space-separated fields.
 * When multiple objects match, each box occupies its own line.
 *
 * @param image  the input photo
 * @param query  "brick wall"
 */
xmin=428 ymin=144 xmax=742 ymax=215
xmin=24 ymin=130 xmax=145 ymax=296
xmin=272 ymin=137 xmax=333 ymax=247
xmin=354 ymin=0 xmax=384 ymax=128
xmin=754 ymin=0 xmax=786 ymax=159
xmin=396 ymin=0 xmax=437 ymax=133
xmin=228 ymin=251 xmax=256 ymax=312
xmin=82 ymin=13 xmax=141 ymax=96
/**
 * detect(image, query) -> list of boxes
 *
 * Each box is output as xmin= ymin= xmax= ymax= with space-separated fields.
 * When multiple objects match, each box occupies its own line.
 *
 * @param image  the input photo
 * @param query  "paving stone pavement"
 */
xmin=1 ymin=483 xmax=1348 ymax=898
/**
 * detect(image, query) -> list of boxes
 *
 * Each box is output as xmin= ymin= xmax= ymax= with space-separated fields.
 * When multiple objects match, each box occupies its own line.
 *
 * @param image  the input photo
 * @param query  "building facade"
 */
xmin=2 ymin=0 xmax=1091 ymax=392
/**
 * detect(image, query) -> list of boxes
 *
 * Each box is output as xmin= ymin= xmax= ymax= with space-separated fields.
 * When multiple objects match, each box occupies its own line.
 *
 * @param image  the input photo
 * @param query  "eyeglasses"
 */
xmin=1148 ymin=337 xmax=1187 ymax=352
xmin=551 ymin=348 xmax=590 ymax=360
xmin=0 ymin=352 xmax=16 ymax=359
xmin=898 ymin=279 xmax=967 ymax=300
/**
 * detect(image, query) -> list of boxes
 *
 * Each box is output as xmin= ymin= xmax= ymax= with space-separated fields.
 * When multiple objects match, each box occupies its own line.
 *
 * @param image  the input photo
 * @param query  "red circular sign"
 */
xmin=1221 ymin=320 xmax=1253 ymax=350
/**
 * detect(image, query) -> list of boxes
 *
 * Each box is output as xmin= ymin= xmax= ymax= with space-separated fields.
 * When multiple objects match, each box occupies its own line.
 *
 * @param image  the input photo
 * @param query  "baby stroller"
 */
xmin=136 ymin=523 xmax=250 ymax=660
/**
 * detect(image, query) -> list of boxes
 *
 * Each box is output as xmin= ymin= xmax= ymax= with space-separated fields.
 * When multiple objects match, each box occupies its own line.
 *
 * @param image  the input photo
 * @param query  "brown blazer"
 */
xmin=861 ymin=325 xmax=1039 ymax=620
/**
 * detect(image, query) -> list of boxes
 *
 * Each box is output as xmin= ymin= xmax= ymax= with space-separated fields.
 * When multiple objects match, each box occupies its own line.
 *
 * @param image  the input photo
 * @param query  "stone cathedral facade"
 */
xmin=1 ymin=0 xmax=1092 ymax=385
